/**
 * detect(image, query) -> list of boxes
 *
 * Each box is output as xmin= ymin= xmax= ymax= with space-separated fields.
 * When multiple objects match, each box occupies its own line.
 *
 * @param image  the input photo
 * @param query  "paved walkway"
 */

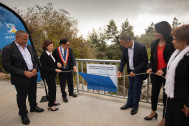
xmin=0 ymin=79 xmax=162 ymax=126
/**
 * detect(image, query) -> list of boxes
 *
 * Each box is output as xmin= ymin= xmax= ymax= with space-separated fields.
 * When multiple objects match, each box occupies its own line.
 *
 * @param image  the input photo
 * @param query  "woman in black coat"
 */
xmin=40 ymin=40 xmax=62 ymax=111
xmin=165 ymin=24 xmax=189 ymax=126
xmin=144 ymin=21 xmax=175 ymax=126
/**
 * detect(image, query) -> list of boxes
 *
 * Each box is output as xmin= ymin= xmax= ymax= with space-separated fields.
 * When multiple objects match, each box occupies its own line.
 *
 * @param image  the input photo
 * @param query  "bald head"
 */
xmin=15 ymin=30 xmax=29 ymax=46
xmin=15 ymin=30 xmax=29 ymax=37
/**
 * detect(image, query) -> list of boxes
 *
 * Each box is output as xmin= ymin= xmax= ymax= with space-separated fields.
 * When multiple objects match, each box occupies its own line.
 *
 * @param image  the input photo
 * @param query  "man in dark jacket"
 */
xmin=2 ymin=30 xmax=44 ymax=125
xmin=117 ymin=34 xmax=148 ymax=115
xmin=53 ymin=38 xmax=78 ymax=103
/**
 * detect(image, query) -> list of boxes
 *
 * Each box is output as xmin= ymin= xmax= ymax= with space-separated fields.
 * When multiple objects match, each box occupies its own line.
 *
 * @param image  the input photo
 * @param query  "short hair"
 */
xmin=155 ymin=21 xmax=172 ymax=40
xmin=42 ymin=40 xmax=54 ymax=50
xmin=172 ymin=24 xmax=189 ymax=44
xmin=60 ymin=38 xmax=69 ymax=45
xmin=120 ymin=34 xmax=132 ymax=43
xmin=15 ymin=30 xmax=28 ymax=37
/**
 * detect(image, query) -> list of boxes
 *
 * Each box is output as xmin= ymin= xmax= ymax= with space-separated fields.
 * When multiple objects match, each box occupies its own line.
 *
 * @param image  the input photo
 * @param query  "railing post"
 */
xmin=104 ymin=62 xmax=106 ymax=95
xmin=86 ymin=61 xmax=89 ymax=92
xmin=97 ymin=62 xmax=100 ymax=94
xmin=146 ymin=75 xmax=150 ymax=103
xmin=123 ymin=66 xmax=126 ymax=98
xmin=76 ymin=61 xmax=79 ymax=93
xmin=116 ymin=63 xmax=118 ymax=97
xmin=81 ymin=61 xmax=84 ymax=92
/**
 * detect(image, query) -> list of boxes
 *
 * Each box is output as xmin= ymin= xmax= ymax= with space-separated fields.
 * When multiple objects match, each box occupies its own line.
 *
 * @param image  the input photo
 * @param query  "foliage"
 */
xmin=15 ymin=3 xmax=95 ymax=59
xmin=135 ymin=22 xmax=155 ymax=49
xmin=121 ymin=18 xmax=134 ymax=38
xmin=172 ymin=17 xmax=182 ymax=29
xmin=88 ymin=28 xmax=108 ymax=59
xmin=106 ymin=19 xmax=118 ymax=42
xmin=70 ymin=37 xmax=96 ymax=59
xmin=88 ymin=18 xmax=135 ymax=60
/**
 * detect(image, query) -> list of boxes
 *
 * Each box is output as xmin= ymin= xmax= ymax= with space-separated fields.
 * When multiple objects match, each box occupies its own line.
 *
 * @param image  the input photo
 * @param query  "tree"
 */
xmin=121 ymin=18 xmax=134 ymax=38
xmin=145 ymin=22 xmax=154 ymax=34
xmin=106 ymin=19 xmax=118 ymax=43
xmin=88 ymin=28 xmax=107 ymax=59
xmin=136 ymin=22 xmax=155 ymax=48
xmin=172 ymin=17 xmax=181 ymax=29
xmin=16 ymin=3 xmax=78 ymax=55
xmin=106 ymin=44 xmax=122 ymax=60
xmin=15 ymin=3 xmax=95 ymax=59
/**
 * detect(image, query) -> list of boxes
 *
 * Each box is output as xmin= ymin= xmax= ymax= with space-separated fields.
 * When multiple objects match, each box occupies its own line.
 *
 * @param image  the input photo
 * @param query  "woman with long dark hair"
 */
xmin=144 ymin=21 xmax=175 ymax=126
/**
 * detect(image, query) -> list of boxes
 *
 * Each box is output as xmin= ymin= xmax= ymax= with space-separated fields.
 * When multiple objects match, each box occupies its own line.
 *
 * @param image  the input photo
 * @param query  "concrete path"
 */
xmin=0 ymin=80 xmax=162 ymax=126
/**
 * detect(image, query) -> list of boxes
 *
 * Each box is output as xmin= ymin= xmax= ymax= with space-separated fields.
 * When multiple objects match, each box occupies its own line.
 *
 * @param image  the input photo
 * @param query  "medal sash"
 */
xmin=58 ymin=46 xmax=69 ymax=68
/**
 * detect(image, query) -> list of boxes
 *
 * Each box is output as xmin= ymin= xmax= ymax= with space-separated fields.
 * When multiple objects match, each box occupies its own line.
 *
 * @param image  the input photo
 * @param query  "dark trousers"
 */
xmin=45 ymin=76 xmax=56 ymax=107
xmin=15 ymin=77 xmax=37 ymax=116
xmin=151 ymin=75 xmax=166 ymax=117
xmin=165 ymin=98 xmax=189 ymax=126
xmin=126 ymin=76 xmax=143 ymax=108
xmin=59 ymin=72 xmax=73 ymax=98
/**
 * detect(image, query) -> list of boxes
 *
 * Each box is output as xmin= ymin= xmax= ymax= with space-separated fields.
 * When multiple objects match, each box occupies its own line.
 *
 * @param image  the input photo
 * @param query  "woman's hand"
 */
xmin=146 ymin=69 xmax=152 ymax=74
xmin=156 ymin=70 xmax=164 ymax=76
xmin=55 ymin=69 xmax=62 ymax=73
xmin=57 ymin=63 xmax=62 ymax=68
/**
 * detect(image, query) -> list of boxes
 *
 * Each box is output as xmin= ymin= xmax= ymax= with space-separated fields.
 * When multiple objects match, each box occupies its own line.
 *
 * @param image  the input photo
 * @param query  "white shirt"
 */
xmin=128 ymin=41 xmax=134 ymax=70
xmin=45 ymin=50 xmax=55 ymax=62
xmin=15 ymin=41 xmax=33 ymax=71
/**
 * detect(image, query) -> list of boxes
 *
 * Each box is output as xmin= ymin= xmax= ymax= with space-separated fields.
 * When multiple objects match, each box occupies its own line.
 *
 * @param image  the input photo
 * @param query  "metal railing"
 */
xmin=74 ymin=58 xmax=153 ymax=104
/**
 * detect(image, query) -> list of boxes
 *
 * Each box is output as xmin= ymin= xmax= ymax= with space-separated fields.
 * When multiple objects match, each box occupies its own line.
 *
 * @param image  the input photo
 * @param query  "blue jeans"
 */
xmin=126 ymin=76 xmax=143 ymax=108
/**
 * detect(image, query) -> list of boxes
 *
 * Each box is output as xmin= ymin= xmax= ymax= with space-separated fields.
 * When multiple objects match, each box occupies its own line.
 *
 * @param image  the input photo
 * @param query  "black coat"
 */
xmin=52 ymin=47 xmax=76 ymax=71
xmin=2 ymin=42 xmax=38 ymax=86
xmin=149 ymin=38 xmax=175 ymax=73
xmin=174 ymin=53 xmax=189 ymax=107
xmin=119 ymin=41 xmax=148 ymax=80
xmin=40 ymin=51 xmax=57 ymax=79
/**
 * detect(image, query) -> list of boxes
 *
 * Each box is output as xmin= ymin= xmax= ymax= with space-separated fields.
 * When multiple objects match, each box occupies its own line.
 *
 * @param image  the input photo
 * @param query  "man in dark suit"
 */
xmin=117 ymin=34 xmax=148 ymax=115
xmin=53 ymin=38 xmax=78 ymax=103
xmin=2 ymin=30 xmax=44 ymax=125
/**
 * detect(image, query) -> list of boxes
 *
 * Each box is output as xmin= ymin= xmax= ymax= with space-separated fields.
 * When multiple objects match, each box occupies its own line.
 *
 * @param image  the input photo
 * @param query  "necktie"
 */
xmin=63 ymin=49 xmax=66 ymax=60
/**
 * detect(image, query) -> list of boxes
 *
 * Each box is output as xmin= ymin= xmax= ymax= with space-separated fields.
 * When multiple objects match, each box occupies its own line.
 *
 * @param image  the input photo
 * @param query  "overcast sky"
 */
xmin=1 ymin=0 xmax=189 ymax=38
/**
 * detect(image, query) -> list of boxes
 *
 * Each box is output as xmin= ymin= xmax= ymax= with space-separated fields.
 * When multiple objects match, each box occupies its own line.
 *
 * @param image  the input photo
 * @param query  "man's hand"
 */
xmin=182 ymin=105 xmax=189 ymax=117
xmin=73 ymin=66 xmax=78 ymax=72
xmin=156 ymin=70 xmax=164 ymax=76
xmin=146 ymin=69 xmax=152 ymax=75
xmin=129 ymin=72 xmax=136 ymax=77
xmin=117 ymin=71 xmax=122 ymax=78
xmin=57 ymin=62 xmax=62 ymax=68
xmin=24 ymin=71 xmax=34 ymax=78
xmin=32 ymin=69 xmax=37 ymax=76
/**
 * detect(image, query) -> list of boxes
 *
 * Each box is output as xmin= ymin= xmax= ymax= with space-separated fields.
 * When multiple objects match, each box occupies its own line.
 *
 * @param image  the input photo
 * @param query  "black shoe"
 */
xmin=144 ymin=113 xmax=158 ymax=120
xmin=130 ymin=108 xmax=138 ymax=115
xmin=48 ymin=107 xmax=59 ymax=111
xmin=21 ymin=116 xmax=30 ymax=125
xmin=54 ymin=103 xmax=60 ymax=106
xmin=63 ymin=97 xmax=68 ymax=102
xmin=120 ymin=104 xmax=132 ymax=110
xmin=69 ymin=93 xmax=77 ymax=97
xmin=30 ymin=106 xmax=44 ymax=112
